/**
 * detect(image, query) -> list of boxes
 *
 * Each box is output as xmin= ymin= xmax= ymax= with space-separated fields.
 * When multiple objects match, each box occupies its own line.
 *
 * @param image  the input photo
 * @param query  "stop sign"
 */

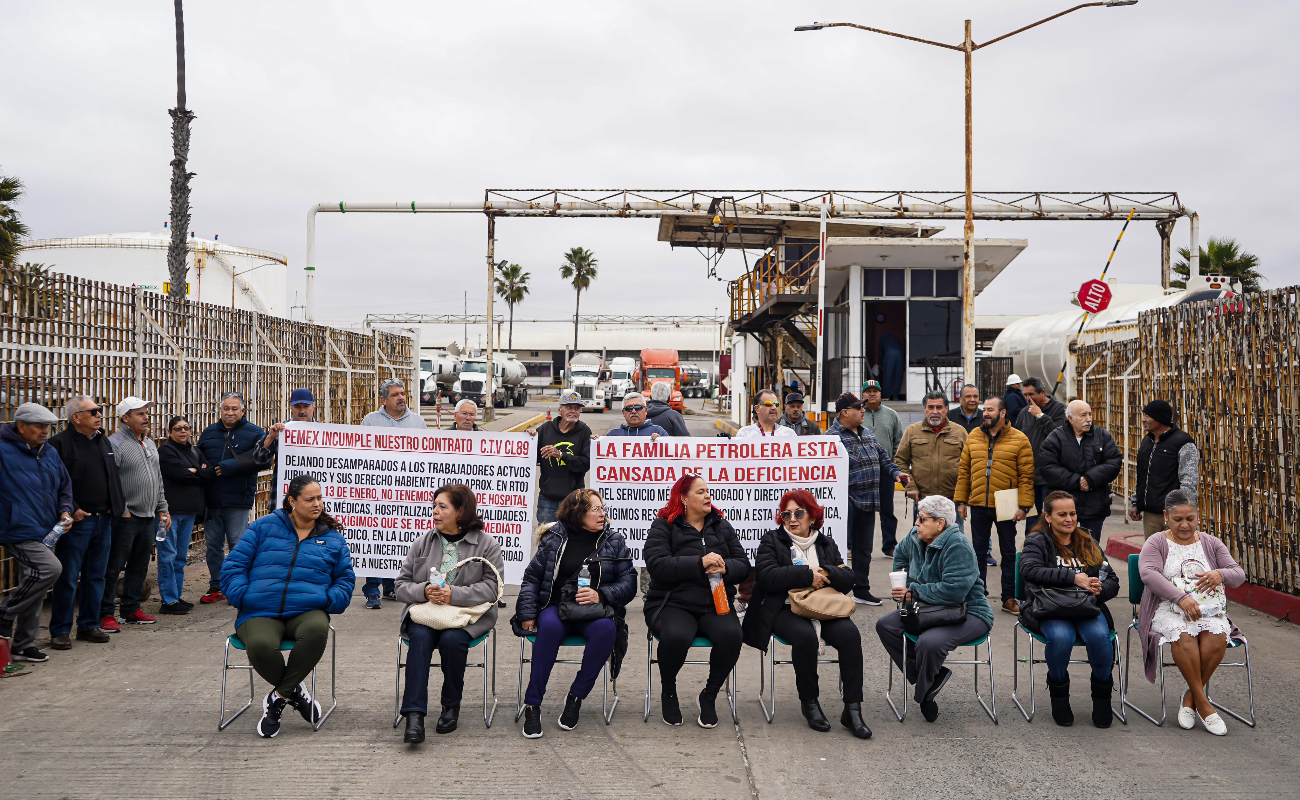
xmin=1078 ymin=279 xmax=1112 ymax=314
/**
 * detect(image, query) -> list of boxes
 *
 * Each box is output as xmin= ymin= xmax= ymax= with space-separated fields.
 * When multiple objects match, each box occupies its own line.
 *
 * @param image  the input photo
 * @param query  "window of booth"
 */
xmin=908 ymin=302 xmax=961 ymax=366
xmin=864 ymin=267 xmax=961 ymax=299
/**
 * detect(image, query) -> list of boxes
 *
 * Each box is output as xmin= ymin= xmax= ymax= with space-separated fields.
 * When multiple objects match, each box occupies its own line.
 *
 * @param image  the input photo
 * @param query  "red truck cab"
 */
xmin=639 ymin=347 xmax=685 ymax=411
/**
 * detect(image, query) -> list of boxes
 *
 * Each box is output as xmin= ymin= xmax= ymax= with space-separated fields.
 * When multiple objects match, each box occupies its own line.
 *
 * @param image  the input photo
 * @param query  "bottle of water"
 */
xmin=791 ymin=545 xmax=805 ymax=566
xmin=577 ymin=564 xmax=591 ymax=589
xmin=155 ymin=519 xmax=169 ymax=543
xmin=42 ymin=519 xmax=70 ymax=549
xmin=429 ymin=566 xmax=446 ymax=589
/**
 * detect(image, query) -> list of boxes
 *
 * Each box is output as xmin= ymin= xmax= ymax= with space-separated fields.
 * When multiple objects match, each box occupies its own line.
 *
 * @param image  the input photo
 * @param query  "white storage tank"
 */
xmin=18 ymin=231 xmax=289 ymax=318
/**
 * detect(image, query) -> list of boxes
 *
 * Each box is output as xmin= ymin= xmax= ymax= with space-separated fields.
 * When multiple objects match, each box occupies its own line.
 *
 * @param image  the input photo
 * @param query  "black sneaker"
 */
xmin=286 ymin=682 xmax=323 ymax=724
xmin=158 ymin=602 xmax=190 ymax=615
xmin=854 ymin=592 xmax=883 ymax=606
xmin=522 ymin=704 xmax=543 ymax=738
xmin=558 ymin=694 xmax=582 ymax=731
xmin=176 ymin=599 xmax=195 ymax=611
xmin=12 ymin=646 xmax=48 ymax=663
xmin=382 ymin=590 xmax=397 ymax=601
xmin=697 ymin=690 xmax=720 ymax=728
xmin=257 ymin=691 xmax=288 ymax=738
xmin=0 ymin=615 xmax=13 ymax=640
xmin=661 ymin=689 xmax=683 ymax=726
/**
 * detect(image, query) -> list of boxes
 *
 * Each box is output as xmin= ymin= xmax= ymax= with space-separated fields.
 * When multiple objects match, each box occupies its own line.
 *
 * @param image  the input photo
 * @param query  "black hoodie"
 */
xmin=535 ymin=417 xmax=592 ymax=501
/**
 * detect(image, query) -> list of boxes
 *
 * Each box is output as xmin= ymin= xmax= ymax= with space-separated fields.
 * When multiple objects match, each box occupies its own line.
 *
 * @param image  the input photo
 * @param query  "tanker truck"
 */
xmin=454 ymin=353 xmax=529 ymax=408
xmin=565 ymin=351 xmax=607 ymax=412
xmin=603 ymin=356 xmax=639 ymax=409
xmin=640 ymin=348 xmax=685 ymax=410
xmin=419 ymin=349 xmax=461 ymax=405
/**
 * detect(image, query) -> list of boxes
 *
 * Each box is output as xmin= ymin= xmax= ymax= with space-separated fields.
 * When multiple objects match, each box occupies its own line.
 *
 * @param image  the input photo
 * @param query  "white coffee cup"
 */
xmin=889 ymin=570 xmax=907 ymax=590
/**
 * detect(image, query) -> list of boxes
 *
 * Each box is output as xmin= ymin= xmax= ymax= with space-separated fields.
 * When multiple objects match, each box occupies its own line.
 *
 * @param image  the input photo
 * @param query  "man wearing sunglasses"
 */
xmin=737 ymin=389 xmax=797 ymax=438
xmin=604 ymin=393 xmax=666 ymax=438
xmin=47 ymin=395 xmax=127 ymax=645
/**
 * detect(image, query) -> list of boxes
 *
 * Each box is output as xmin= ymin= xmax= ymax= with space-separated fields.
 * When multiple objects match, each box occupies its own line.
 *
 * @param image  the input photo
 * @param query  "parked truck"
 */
xmin=565 ymin=351 xmax=607 ymax=412
xmin=639 ymin=348 xmax=685 ymax=410
xmin=454 ymin=353 xmax=528 ymax=408
xmin=603 ymin=356 xmax=640 ymax=409
xmin=419 ymin=349 xmax=461 ymax=405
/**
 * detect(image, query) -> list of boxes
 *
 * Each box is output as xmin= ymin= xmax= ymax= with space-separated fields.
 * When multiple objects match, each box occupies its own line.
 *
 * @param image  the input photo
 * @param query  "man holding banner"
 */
xmin=360 ymin=378 xmax=427 ymax=609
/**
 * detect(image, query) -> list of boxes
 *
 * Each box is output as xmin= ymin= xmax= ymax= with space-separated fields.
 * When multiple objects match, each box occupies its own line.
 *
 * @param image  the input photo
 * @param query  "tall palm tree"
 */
xmin=1174 ymin=237 xmax=1264 ymax=293
xmin=495 ymin=262 xmax=531 ymax=349
xmin=167 ymin=0 xmax=197 ymax=303
xmin=559 ymin=247 xmax=598 ymax=350
xmin=0 ymin=170 xmax=29 ymax=267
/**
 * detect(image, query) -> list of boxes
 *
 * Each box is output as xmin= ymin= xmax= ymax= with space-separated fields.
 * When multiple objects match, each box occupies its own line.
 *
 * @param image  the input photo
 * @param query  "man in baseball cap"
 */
xmin=288 ymin=388 xmax=316 ymax=422
xmin=529 ymin=391 xmax=592 ymax=523
xmin=777 ymin=391 xmax=820 ymax=436
xmin=104 ymin=397 xmax=169 ymax=627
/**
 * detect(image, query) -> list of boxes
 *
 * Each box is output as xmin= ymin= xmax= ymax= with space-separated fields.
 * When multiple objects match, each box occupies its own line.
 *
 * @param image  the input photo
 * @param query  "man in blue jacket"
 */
xmin=0 ymin=403 xmax=73 ymax=662
xmin=196 ymin=392 xmax=273 ymax=604
xmin=605 ymin=393 xmax=666 ymax=438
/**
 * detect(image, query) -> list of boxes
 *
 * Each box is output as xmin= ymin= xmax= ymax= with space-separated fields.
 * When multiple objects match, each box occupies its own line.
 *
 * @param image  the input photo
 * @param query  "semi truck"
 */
xmin=565 ymin=351 xmax=607 ymax=411
xmin=603 ymin=356 xmax=640 ymax=409
xmin=639 ymin=348 xmax=685 ymax=410
xmin=454 ymin=353 xmax=529 ymax=408
xmin=419 ymin=349 xmax=461 ymax=405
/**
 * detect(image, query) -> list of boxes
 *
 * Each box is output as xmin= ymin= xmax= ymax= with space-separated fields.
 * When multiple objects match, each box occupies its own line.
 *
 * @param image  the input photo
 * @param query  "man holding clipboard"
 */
xmin=953 ymin=397 xmax=1034 ymax=615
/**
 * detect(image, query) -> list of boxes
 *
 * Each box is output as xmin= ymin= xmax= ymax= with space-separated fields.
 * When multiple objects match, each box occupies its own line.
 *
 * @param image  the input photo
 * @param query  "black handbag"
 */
xmin=899 ymin=599 xmax=967 ymax=635
xmin=556 ymin=580 xmax=613 ymax=622
xmin=1024 ymin=585 xmax=1101 ymax=621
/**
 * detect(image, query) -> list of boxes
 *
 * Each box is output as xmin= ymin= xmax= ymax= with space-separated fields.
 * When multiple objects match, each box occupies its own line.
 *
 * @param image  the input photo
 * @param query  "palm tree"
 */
xmin=559 ymin=247 xmax=598 ymax=350
xmin=167 ymin=0 xmax=197 ymax=303
xmin=1174 ymin=237 xmax=1263 ymax=293
xmin=495 ymin=262 xmax=531 ymax=350
xmin=0 ymin=170 xmax=30 ymax=267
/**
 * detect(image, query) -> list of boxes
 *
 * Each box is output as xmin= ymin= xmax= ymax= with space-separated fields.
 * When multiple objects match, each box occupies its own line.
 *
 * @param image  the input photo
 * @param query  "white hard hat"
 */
xmin=1006 ymin=374 xmax=1022 ymax=386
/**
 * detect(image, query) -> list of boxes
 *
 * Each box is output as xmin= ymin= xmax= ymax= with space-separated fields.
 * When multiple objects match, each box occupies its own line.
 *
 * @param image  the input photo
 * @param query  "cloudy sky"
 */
xmin=6 ymin=0 xmax=1298 ymax=330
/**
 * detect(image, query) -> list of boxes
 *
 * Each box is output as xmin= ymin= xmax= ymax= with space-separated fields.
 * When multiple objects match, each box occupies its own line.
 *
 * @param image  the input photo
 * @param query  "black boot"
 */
xmin=661 ymin=686 xmax=683 ymax=726
xmin=1047 ymin=675 xmax=1073 ymax=726
xmin=840 ymin=703 xmax=872 ymax=739
xmin=697 ymin=689 xmax=720 ymax=728
xmin=801 ymin=700 xmax=831 ymax=732
xmin=435 ymin=704 xmax=460 ymax=734
xmin=1090 ymin=676 xmax=1114 ymax=728
xmin=403 ymin=713 xmax=425 ymax=744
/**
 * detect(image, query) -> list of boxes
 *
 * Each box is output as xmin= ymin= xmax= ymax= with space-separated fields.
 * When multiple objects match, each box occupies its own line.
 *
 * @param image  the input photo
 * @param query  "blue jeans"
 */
xmin=1040 ymin=614 xmax=1114 ymax=681
xmin=50 ymin=515 xmax=113 ymax=637
xmin=363 ymin=577 xmax=396 ymax=599
xmin=536 ymin=496 xmax=561 ymax=525
xmin=157 ymin=514 xmax=195 ymax=604
xmin=205 ymin=507 xmax=250 ymax=590
xmin=523 ymin=605 xmax=617 ymax=706
xmin=401 ymin=623 xmax=474 ymax=714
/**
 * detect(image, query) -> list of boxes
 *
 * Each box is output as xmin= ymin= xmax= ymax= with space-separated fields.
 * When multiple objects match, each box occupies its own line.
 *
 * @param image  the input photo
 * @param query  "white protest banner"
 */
xmin=275 ymin=422 xmax=536 ymax=584
xmin=591 ymin=436 xmax=848 ymax=565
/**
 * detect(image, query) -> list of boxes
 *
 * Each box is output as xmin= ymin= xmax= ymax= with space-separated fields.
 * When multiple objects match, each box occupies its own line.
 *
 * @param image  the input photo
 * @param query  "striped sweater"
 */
xmin=108 ymin=428 xmax=169 ymax=517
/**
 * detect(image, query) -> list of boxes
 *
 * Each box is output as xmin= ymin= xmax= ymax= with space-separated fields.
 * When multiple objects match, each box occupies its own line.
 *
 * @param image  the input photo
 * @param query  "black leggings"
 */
xmin=653 ymin=606 xmax=742 ymax=695
xmin=770 ymin=608 xmax=864 ymax=704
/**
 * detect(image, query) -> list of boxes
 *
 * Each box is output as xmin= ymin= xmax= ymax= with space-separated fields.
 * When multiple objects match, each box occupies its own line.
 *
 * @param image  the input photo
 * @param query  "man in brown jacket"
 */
xmin=895 ymin=391 xmax=967 ymax=523
xmin=954 ymin=397 xmax=1034 ymax=614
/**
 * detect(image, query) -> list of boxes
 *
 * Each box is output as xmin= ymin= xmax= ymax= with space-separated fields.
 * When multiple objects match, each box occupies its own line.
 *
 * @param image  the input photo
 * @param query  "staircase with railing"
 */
xmin=727 ymin=246 xmax=823 ymax=395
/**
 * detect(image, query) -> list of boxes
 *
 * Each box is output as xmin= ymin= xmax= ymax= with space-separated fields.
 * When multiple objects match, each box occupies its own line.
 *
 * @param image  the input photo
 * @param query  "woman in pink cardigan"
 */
xmin=1137 ymin=490 xmax=1246 ymax=736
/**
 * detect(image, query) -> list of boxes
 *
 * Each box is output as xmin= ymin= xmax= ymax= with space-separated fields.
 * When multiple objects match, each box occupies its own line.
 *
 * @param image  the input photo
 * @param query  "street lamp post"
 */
xmin=796 ymin=1 xmax=1137 ymax=386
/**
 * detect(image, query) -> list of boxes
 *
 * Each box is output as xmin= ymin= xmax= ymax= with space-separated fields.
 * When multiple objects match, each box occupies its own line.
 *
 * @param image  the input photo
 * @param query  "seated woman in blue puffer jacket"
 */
xmin=221 ymin=475 xmax=355 ymax=738
xmin=511 ymin=488 xmax=637 ymax=739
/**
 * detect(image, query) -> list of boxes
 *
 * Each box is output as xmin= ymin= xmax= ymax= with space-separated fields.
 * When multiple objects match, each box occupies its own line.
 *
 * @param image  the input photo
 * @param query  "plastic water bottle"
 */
xmin=578 ymin=564 xmax=591 ymax=589
xmin=791 ymin=546 xmax=805 ymax=566
xmin=155 ymin=519 xmax=169 ymax=543
xmin=42 ymin=519 xmax=69 ymax=548
xmin=429 ymin=566 xmax=446 ymax=589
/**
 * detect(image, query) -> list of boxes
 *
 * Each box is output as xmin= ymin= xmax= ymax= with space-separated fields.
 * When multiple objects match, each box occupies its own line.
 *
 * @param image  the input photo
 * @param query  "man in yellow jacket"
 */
xmin=954 ymin=397 xmax=1035 ymax=614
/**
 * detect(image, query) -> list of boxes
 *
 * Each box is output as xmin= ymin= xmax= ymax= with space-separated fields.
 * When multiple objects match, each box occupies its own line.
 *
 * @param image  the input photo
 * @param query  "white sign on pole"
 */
xmin=275 ymin=423 xmax=536 ymax=584
xmin=591 ymin=436 xmax=849 ymax=565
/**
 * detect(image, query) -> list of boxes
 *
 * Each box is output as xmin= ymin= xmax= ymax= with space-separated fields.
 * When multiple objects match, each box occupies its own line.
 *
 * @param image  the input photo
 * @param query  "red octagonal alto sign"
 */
xmin=1078 ymin=279 xmax=1113 ymax=314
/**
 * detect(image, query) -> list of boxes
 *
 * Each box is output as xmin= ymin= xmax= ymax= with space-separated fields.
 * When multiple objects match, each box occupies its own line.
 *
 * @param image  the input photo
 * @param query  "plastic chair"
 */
xmin=885 ymin=627 xmax=997 ymax=723
xmin=393 ymin=629 xmax=498 ymax=729
xmin=1010 ymin=552 xmax=1125 ymax=723
xmin=757 ymin=632 xmax=841 ymax=723
xmin=644 ymin=633 xmax=738 ymax=723
xmin=1121 ymin=553 xmax=1256 ymax=727
xmin=515 ymin=634 xmax=618 ymax=725
xmin=220 ymin=625 xmax=337 ymax=731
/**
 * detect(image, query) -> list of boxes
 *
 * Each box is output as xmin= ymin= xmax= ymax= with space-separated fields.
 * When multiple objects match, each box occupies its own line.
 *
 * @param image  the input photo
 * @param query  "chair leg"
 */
xmin=974 ymin=639 xmax=997 ymax=724
xmin=757 ymin=642 xmax=775 ymax=724
xmin=728 ymin=664 xmax=738 ymax=724
xmin=1011 ymin=623 xmax=1035 ymax=722
xmin=314 ymin=625 xmax=338 ymax=731
xmin=885 ymin=633 xmax=907 ymax=722
xmin=515 ymin=638 xmax=528 ymax=723
xmin=218 ymin=638 xmax=255 ymax=731
xmin=1110 ymin=634 xmax=1126 ymax=725
xmin=643 ymin=638 xmax=653 ymax=722
xmin=393 ymin=634 xmax=405 ymax=729
xmin=1123 ymin=626 xmax=1168 ymax=727
xmin=482 ymin=631 xmax=498 ymax=729
xmin=602 ymin=659 xmax=619 ymax=725
xmin=1206 ymin=639 xmax=1257 ymax=728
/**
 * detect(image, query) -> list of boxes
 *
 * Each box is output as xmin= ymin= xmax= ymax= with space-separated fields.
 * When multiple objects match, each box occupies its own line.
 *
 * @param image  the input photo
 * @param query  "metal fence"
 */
xmin=1 ymin=265 xmax=418 ymax=595
xmin=1076 ymin=286 xmax=1300 ymax=595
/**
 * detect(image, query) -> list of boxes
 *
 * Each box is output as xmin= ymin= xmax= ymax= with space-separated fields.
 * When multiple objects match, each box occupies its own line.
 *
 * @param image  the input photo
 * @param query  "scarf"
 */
xmin=788 ymin=529 xmax=824 ymax=648
xmin=436 ymin=533 xmax=462 ymax=582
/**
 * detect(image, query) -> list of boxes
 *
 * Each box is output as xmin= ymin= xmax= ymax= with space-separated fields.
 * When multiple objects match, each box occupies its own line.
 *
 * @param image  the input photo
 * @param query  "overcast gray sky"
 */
xmin=6 ymin=1 xmax=1298 ymax=327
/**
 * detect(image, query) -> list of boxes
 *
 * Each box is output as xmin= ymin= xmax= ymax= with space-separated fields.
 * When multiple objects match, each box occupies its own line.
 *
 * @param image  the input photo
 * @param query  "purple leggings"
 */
xmin=523 ymin=605 xmax=617 ymax=706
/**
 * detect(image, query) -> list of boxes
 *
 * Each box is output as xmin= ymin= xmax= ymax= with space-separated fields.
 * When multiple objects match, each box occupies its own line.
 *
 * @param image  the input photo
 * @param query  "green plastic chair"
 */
xmin=1120 ymin=553 xmax=1256 ymax=727
xmin=393 ymin=629 xmax=497 ymax=729
xmin=756 ymin=631 xmax=842 ymax=723
xmin=885 ymin=628 xmax=997 ymax=724
xmin=220 ymin=626 xmax=337 ymax=732
xmin=1010 ymin=552 xmax=1125 ymax=723
xmin=644 ymin=633 xmax=738 ymax=723
xmin=516 ymin=633 xmax=618 ymax=725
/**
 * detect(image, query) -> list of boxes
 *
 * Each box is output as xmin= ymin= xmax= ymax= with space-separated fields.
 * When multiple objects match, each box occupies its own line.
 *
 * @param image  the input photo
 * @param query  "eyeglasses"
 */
xmin=623 ymin=405 xmax=646 ymax=413
xmin=757 ymin=400 xmax=781 ymax=408
xmin=171 ymin=425 xmax=191 ymax=432
xmin=779 ymin=508 xmax=808 ymax=521
xmin=78 ymin=408 xmax=104 ymax=416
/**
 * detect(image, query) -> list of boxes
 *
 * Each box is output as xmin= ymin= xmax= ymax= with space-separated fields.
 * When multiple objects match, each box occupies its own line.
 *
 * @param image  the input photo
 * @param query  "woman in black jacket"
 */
xmin=511 ymin=488 xmax=636 ymax=738
xmin=643 ymin=474 xmax=749 ymax=728
xmin=155 ymin=416 xmax=212 ymax=614
xmin=741 ymin=490 xmax=869 ymax=738
xmin=1019 ymin=490 xmax=1120 ymax=728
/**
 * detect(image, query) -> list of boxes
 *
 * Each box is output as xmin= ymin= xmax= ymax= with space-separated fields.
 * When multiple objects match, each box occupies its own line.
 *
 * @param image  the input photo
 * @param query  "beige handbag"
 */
xmin=407 ymin=556 xmax=504 ymax=630
xmin=788 ymin=586 xmax=856 ymax=621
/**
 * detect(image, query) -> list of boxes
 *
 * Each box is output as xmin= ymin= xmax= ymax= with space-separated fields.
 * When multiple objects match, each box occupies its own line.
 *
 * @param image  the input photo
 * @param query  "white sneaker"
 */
xmin=1177 ymin=691 xmax=1195 ymax=730
xmin=1198 ymin=710 xmax=1227 ymax=736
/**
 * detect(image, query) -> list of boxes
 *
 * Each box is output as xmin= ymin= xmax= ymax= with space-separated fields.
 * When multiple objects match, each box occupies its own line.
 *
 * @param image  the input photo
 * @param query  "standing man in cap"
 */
xmin=861 ymin=379 xmax=904 ymax=556
xmin=361 ymin=377 xmax=428 ymax=608
xmin=1003 ymin=374 xmax=1028 ymax=430
xmin=948 ymin=384 xmax=983 ymax=433
xmin=529 ymin=390 xmax=592 ymax=523
xmin=737 ymin=389 xmax=797 ymax=438
xmin=776 ymin=391 xmax=821 ymax=436
xmin=103 ymin=397 xmax=171 ymax=626
xmin=827 ymin=392 xmax=908 ymax=606
xmin=47 ymin=396 xmax=125 ymax=647
xmin=0 ymin=403 xmax=71 ymax=661
xmin=262 ymin=388 xmax=315 ymax=512
xmin=1130 ymin=399 xmax=1198 ymax=538
xmin=448 ymin=398 xmax=482 ymax=431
